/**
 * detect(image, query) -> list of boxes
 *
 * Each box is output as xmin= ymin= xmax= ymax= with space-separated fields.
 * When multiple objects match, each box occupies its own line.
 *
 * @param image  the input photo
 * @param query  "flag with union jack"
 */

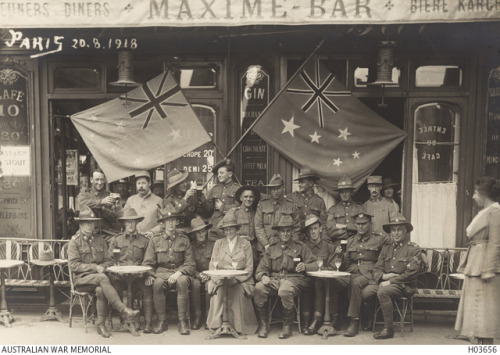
xmin=71 ymin=71 xmax=211 ymax=182
xmin=252 ymin=56 xmax=406 ymax=191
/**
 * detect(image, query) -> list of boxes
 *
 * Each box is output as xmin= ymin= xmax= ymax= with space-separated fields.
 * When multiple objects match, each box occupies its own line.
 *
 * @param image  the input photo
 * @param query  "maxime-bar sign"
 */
xmin=0 ymin=0 xmax=499 ymax=28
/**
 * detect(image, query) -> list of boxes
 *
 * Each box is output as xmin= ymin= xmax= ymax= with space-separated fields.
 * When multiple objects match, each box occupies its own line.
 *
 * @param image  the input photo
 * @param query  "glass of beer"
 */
xmin=113 ymin=248 xmax=120 ymax=266
xmin=341 ymin=240 xmax=347 ymax=253
xmin=293 ymin=257 xmax=301 ymax=271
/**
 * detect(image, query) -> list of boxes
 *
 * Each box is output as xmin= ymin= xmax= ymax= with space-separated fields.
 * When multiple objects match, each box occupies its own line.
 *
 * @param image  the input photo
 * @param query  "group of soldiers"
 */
xmin=68 ymin=159 xmax=422 ymax=340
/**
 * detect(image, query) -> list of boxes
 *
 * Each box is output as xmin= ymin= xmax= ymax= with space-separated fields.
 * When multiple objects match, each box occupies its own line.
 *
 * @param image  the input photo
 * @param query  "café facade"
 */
xmin=0 ymin=0 xmax=499 ymax=250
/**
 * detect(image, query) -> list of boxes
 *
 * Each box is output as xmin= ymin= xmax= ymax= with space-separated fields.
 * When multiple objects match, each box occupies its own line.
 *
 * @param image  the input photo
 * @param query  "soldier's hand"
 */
xmin=335 ymin=246 xmax=342 ymax=254
xmin=201 ymin=274 xmax=210 ymax=283
xmin=215 ymin=279 xmax=224 ymax=286
xmin=161 ymin=278 xmax=170 ymax=290
xmin=145 ymin=276 xmax=155 ymax=286
xmin=144 ymin=231 xmax=154 ymax=239
xmin=96 ymin=265 xmax=105 ymax=273
xmin=380 ymin=280 xmax=391 ymax=287
xmin=184 ymin=189 xmax=196 ymax=200
xmin=336 ymin=223 xmax=347 ymax=229
xmin=215 ymin=199 xmax=223 ymax=211
xmin=262 ymin=276 xmax=270 ymax=285
xmin=296 ymin=262 xmax=305 ymax=273
xmin=168 ymin=271 xmax=181 ymax=285
xmin=101 ymin=196 xmax=115 ymax=206
xmin=264 ymin=244 xmax=270 ymax=251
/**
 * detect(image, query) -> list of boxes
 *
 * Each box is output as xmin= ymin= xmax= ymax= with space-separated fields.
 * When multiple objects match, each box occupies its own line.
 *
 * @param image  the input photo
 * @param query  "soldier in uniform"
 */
xmin=370 ymin=213 xmax=421 ymax=339
xmin=254 ymin=215 xmax=318 ymax=339
xmin=68 ymin=207 xmax=140 ymax=338
xmin=362 ymin=175 xmax=398 ymax=237
xmin=289 ymin=166 xmax=327 ymax=233
xmin=340 ymin=212 xmax=390 ymax=337
xmin=219 ymin=185 xmax=261 ymax=266
xmin=325 ymin=176 xmax=363 ymax=245
xmin=302 ymin=215 xmax=339 ymax=335
xmin=201 ymin=159 xmax=241 ymax=240
xmin=124 ymin=171 xmax=163 ymax=234
xmin=255 ymin=174 xmax=301 ymax=254
xmin=142 ymin=205 xmax=196 ymax=335
xmin=187 ymin=217 xmax=214 ymax=330
xmin=108 ymin=208 xmax=153 ymax=334
xmin=76 ymin=169 xmax=122 ymax=239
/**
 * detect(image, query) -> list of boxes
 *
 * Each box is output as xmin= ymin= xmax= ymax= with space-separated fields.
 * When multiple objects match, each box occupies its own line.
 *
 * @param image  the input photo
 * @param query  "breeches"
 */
xmin=254 ymin=277 xmax=309 ymax=309
xmin=152 ymin=272 xmax=192 ymax=319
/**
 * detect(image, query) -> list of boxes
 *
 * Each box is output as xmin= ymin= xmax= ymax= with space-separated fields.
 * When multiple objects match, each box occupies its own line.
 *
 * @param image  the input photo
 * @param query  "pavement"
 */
xmin=0 ymin=308 xmax=478 ymax=346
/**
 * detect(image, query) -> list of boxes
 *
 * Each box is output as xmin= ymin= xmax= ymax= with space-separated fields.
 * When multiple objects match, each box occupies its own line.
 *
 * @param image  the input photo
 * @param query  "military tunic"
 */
xmin=325 ymin=201 xmax=363 ymax=243
xmin=203 ymin=180 xmax=241 ymax=229
xmin=289 ymin=191 xmax=327 ymax=227
xmin=362 ymin=197 xmax=397 ymax=236
xmin=191 ymin=239 xmax=215 ymax=323
xmin=254 ymin=195 xmax=301 ymax=248
xmin=76 ymin=186 xmax=121 ymax=234
xmin=142 ymin=231 xmax=195 ymax=320
xmin=163 ymin=192 xmax=211 ymax=228
xmin=254 ymin=239 xmax=317 ymax=309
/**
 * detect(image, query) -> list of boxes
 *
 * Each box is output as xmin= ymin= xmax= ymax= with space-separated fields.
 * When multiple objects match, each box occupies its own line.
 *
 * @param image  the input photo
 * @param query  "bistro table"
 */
xmin=450 ymin=273 xmax=465 ymax=289
xmin=106 ymin=265 xmax=152 ymax=336
xmin=307 ymin=270 xmax=351 ymax=339
xmin=202 ymin=269 xmax=248 ymax=340
xmin=0 ymin=260 xmax=25 ymax=327
xmin=31 ymin=259 xmax=68 ymax=322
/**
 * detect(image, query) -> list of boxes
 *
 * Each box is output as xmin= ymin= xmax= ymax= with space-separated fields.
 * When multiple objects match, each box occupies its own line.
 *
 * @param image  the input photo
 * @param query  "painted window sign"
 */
xmin=486 ymin=67 xmax=500 ymax=178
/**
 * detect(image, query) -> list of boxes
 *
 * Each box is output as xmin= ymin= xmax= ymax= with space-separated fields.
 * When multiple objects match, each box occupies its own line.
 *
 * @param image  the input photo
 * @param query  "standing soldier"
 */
xmin=201 ymin=159 xmax=241 ymax=240
xmin=255 ymin=174 xmax=301 ymax=253
xmin=68 ymin=207 xmax=139 ymax=338
xmin=187 ymin=217 xmax=214 ymax=330
xmin=254 ymin=215 xmax=317 ymax=339
xmin=341 ymin=212 xmax=389 ymax=337
xmin=142 ymin=205 xmax=196 ymax=335
xmin=76 ymin=169 xmax=121 ymax=239
xmin=108 ymin=208 xmax=153 ymax=333
xmin=370 ymin=213 xmax=421 ymax=339
xmin=325 ymin=176 xmax=363 ymax=245
xmin=290 ymin=166 xmax=327 ymax=234
xmin=302 ymin=215 xmax=338 ymax=335
xmin=363 ymin=176 xmax=398 ymax=237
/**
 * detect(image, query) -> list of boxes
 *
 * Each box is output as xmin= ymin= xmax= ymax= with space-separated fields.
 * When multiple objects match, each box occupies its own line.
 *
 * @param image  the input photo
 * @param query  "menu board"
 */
xmin=240 ymin=65 xmax=269 ymax=192
xmin=0 ymin=66 xmax=33 ymax=238
xmin=486 ymin=66 xmax=500 ymax=179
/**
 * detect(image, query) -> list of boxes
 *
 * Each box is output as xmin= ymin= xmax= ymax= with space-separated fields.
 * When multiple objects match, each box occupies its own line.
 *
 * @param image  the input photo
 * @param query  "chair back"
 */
xmin=29 ymin=242 xmax=53 ymax=261
xmin=0 ymin=240 xmax=21 ymax=261
xmin=67 ymin=260 xmax=77 ymax=294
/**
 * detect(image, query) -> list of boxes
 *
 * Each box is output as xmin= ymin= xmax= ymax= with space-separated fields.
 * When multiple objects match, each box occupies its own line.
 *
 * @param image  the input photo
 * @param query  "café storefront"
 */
xmin=0 ymin=0 xmax=499 ymax=250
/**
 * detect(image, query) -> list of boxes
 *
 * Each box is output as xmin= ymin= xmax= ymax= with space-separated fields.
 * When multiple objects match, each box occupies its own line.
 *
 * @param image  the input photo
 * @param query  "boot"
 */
xmin=120 ymin=306 xmax=140 ymax=321
xmin=256 ymin=303 xmax=269 ymax=338
xmin=178 ymin=296 xmax=190 ymax=335
xmin=143 ymin=299 xmax=154 ymax=334
xmin=362 ymin=301 xmax=375 ymax=331
xmin=191 ymin=312 xmax=202 ymax=330
xmin=331 ymin=314 xmax=341 ymax=331
xmin=97 ymin=324 xmax=111 ymax=338
xmin=301 ymin=312 xmax=311 ymax=333
xmin=304 ymin=316 xmax=322 ymax=335
xmin=344 ymin=318 xmax=359 ymax=337
xmin=374 ymin=327 xmax=394 ymax=339
xmin=278 ymin=307 xmax=294 ymax=339
xmin=363 ymin=318 xmax=373 ymax=331
xmin=153 ymin=319 xmax=168 ymax=334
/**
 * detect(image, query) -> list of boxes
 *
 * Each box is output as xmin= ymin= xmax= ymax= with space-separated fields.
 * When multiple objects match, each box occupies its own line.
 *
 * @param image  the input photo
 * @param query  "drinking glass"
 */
xmin=213 ymin=260 xmax=219 ymax=270
xmin=231 ymin=261 xmax=238 ymax=270
xmin=335 ymin=259 xmax=342 ymax=272
xmin=317 ymin=258 xmax=323 ymax=272
xmin=112 ymin=249 xmax=120 ymax=266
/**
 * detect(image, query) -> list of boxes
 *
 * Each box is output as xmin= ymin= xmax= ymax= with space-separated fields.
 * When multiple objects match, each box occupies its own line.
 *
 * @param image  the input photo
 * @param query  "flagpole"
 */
xmin=225 ymin=38 xmax=325 ymax=158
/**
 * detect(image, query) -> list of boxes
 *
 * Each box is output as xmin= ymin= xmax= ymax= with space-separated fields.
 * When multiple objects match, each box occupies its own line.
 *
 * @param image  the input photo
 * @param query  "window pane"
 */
xmin=354 ymin=66 xmax=400 ymax=87
xmin=415 ymin=65 xmax=463 ymax=88
xmin=173 ymin=67 xmax=216 ymax=88
xmin=53 ymin=67 xmax=101 ymax=90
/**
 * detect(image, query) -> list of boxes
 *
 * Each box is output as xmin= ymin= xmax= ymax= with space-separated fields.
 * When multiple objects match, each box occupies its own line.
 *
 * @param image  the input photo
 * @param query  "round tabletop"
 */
xmin=307 ymin=270 xmax=351 ymax=278
xmin=450 ymin=273 xmax=465 ymax=280
xmin=203 ymin=269 xmax=248 ymax=277
xmin=107 ymin=265 xmax=152 ymax=274
xmin=30 ymin=259 xmax=67 ymax=267
xmin=0 ymin=260 xmax=24 ymax=269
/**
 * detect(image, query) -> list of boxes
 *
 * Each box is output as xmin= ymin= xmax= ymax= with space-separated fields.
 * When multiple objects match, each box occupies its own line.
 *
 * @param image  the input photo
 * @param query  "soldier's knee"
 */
xmin=95 ymin=286 xmax=105 ymax=300
xmin=176 ymin=276 xmax=190 ymax=293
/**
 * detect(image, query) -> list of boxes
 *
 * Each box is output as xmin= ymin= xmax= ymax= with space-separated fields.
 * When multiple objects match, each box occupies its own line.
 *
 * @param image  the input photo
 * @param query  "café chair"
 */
xmin=372 ymin=295 xmax=414 ymax=336
xmin=268 ymin=294 xmax=302 ymax=333
xmin=68 ymin=263 xmax=95 ymax=333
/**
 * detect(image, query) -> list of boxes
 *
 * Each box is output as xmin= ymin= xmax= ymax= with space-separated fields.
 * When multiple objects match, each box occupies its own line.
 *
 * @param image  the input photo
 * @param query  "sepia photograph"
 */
xmin=0 ymin=1 xmax=499 ymax=354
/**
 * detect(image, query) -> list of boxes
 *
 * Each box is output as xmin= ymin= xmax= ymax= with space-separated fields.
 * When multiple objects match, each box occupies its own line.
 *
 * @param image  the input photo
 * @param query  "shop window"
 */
xmin=172 ymin=67 xmax=217 ymax=89
xmin=354 ymin=66 xmax=401 ymax=87
xmin=415 ymin=65 xmax=463 ymax=88
xmin=50 ymin=64 xmax=104 ymax=92
xmin=287 ymin=59 xmax=346 ymax=84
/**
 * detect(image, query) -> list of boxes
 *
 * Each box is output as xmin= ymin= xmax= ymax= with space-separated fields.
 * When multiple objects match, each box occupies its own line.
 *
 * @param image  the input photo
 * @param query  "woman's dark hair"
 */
xmin=475 ymin=176 xmax=500 ymax=202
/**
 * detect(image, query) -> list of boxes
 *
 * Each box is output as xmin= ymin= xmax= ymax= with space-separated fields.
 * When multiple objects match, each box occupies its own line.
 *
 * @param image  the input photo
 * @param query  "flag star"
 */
xmin=352 ymin=151 xmax=361 ymax=159
xmin=90 ymin=115 xmax=98 ymax=121
xmin=338 ymin=127 xmax=351 ymax=141
xmin=169 ymin=128 xmax=181 ymax=141
xmin=281 ymin=116 xmax=300 ymax=137
xmin=309 ymin=131 xmax=321 ymax=144
xmin=115 ymin=121 xmax=126 ymax=131
xmin=332 ymin=157 xmax=343 ymax=167
xmin=88 ymin=133 xmax=96 ymax=142
xmin=133 ymin=157 xmax=143 ymax=166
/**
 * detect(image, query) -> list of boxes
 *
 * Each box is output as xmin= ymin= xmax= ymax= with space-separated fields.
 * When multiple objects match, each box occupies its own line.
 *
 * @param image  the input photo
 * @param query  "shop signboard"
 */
xmin=0 ymin=66 xmax=32 ymax=238
xmin=486 ymin=66 xmax=500 ymax=180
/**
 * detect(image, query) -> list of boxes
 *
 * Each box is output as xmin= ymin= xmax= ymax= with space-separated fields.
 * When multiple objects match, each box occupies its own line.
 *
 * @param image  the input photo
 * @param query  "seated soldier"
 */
xmin=187 ymin=217 xmax=214 ymax=330
xmin=368 ymin=213 xmax=422 ymax=339
xmin=142 ymin=205 xmax=195 ymax=335
xmin=68 ymin=207 xmax=139 ymax=339
xmin=254 ymin=214 xmax=318 ymax=339
xmin=302 ymin=214 xmax=338 ymax=335
xmin=108 ymin=208 xmax=153 ymax=333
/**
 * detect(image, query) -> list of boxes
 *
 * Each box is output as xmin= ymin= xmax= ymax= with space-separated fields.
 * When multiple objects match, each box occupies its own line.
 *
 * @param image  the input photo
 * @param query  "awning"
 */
xmin=1 ymin=0 xmax=500 ymax=28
